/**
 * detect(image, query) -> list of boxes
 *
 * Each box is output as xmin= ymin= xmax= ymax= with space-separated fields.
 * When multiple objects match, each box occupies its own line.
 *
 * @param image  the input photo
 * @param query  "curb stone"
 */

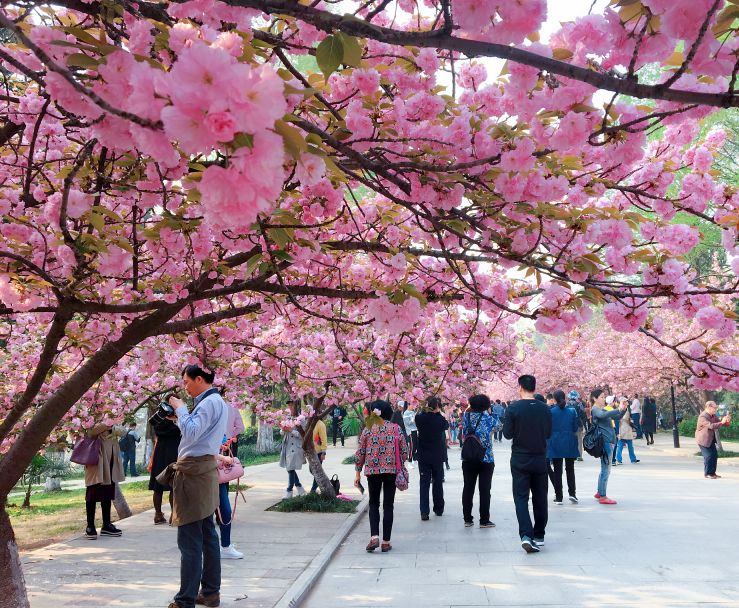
xmin=273 ymin=495 xmax=369 ymax=608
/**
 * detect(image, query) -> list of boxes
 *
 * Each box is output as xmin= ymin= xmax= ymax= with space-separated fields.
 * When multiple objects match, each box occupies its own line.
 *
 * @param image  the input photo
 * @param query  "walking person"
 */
xmin=217 ymin=401 xmax=245 ymax=560
xmin=355 ymin=400 xmax=409 ymax=553
xmin=642 ymin=396 xmax=657 ymax=445
xmin=448 ymin=406 xmax=460 ymax=445
xmin=591 ymin=389 xmax=628 ymax=505
xmin=696 ymin=401 xmax=731 ymax=479
xmin=161 ymin=365 xmax=228 ymax=608
xmin=402 ymin=401 xmax=419 ymax=468
xmin=503 ymin=375 xmax=552 ymax=553
xmin=391 ymin=401 xmax=409 ymax=446
xmin=148 ymin=412 xmax=181 ymax=525
xmin=415 ymin=396 xmax=449 ymax=520
xmin=631 ymin=395 xmax=643 ymax=439
xmin=567 ymin=391 xmax=587 ymax=461
xmin=330 ymin=404 xmax=347 ymax=447
xmin=310 ymin=417 xmax=328 ymax=493
xmin=615 ymin=398 xmax=640 ymax=465
xmin=119 ymin=421 xmax=141 ymax=477
xmin=280 ymin=399 xmax=306 ymax=499
xmin=492 ymin=400 xmax=505 ymax=442
xmin=84 ymin=423 xmax=126 ymax=539
xmin=546 ymin=390 xmax=580 ymax=505
xmin=461 ymin=394 xmax=496 ymax=529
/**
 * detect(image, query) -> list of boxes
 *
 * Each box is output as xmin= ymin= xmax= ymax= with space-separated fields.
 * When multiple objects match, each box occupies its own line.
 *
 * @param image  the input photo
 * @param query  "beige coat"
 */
xmin=618 ymin=411 xmax=635 ymax=441
xmin=84 ymin=424 xmax=126 ymax=487
xmin=156 ymin=455 xmax=219 ymax=527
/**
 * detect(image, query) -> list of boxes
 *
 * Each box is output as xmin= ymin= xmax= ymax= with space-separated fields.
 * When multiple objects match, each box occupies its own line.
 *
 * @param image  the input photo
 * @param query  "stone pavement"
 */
xmin=305 ymin=434 xmax=739 ymax=608
xmin=23 ymin=443 xmax=364 ymax=608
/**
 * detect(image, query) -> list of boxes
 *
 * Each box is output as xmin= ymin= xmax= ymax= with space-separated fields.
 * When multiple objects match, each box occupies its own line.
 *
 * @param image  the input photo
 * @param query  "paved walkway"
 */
xmin=305 ymin=434 xmax=739 ymax=608
xmin=23 ymin=443 xmax=363 ymax=608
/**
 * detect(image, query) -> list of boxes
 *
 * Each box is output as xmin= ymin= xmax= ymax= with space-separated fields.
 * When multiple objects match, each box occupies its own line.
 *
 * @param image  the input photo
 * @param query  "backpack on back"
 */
xmin=119 ymin=431 xmax=134 ymax=452
xmin=461 ymin=413 xmax=486 ymax=462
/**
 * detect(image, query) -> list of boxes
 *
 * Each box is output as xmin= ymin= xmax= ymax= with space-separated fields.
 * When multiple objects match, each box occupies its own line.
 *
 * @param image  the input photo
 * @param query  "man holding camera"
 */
xmin=159 ymin=365 xmax=228 ymax=608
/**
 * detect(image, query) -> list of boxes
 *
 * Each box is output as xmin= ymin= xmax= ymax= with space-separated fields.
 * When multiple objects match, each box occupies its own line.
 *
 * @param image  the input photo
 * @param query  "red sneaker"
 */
xmin=594 ymin=493 xmax=602 ymax=499
xmin=599 ymin=497 xmax=617 ymax=505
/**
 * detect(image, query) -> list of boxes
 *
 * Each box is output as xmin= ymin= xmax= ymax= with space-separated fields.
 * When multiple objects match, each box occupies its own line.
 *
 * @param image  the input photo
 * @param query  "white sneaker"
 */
xmin=296 ymin=486 xmax=306 ymax=496
xmin=220 ymin=544 xmax=244 ymax=560
xmin=283 ymin=490 xmax=293 ymax=500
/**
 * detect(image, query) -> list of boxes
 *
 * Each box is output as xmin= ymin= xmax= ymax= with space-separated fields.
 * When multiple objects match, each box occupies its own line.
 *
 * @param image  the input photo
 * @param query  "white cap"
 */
xmin=605 ymin=395 xmax=615 ymax=405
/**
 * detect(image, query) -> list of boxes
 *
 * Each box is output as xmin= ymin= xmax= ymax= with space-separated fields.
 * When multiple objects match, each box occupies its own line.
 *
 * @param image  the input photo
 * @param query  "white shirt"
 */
xmin=631 ymin=399 xmax=641 ymax=414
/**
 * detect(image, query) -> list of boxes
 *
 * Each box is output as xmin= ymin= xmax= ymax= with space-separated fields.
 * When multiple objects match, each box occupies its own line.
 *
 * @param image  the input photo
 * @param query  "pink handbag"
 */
xmin=217 ymin=457 xmax=244 ymax=484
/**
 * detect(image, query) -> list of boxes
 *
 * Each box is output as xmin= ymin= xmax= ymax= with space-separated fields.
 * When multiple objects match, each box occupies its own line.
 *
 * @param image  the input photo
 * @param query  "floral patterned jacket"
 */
xmin=355 ymin=422 xmax=409 ymax=475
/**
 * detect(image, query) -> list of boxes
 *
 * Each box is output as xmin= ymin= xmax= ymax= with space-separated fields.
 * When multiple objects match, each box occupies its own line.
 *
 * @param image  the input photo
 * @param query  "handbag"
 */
xmin=393 ymin=426 xmax=409 ymax=491
xmin=70 ymin=436 xmax=101 ymax=466
xmin=217 ymin=456 xmax=244 ymax=484
xmin=330 ymin=474 xmax=340 ymax=495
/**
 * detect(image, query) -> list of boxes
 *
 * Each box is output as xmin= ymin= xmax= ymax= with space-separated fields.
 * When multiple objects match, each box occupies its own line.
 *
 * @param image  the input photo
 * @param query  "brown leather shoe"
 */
xmin=366 ymin=538 xmax=380 ymax=552
xmin=195 ymin=592 xmax=220 ymax=607
xmin=381 ymin=541 xmax=392 ymax=552
xmin=154 ymin=512 xmax=166 ymax=525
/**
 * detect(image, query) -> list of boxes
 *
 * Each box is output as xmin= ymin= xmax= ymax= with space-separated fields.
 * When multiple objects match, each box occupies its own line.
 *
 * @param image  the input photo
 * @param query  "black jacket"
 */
xmin=415 ymin=411 xmax=449 ymax=464
xmin=503 ymin=398 xmax=552 ymax=458
xmin=330 ymin=406 xmax=347 ymax=424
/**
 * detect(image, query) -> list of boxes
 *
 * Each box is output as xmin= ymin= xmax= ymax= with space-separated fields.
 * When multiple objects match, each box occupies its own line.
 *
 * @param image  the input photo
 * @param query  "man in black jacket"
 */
xmin=503 ymin=374 xmax=552 ymax=554
xmin=330 ymin=405 xmax=347 ymax=446
xmin=415 ymin=396 xmax=449 ymax=520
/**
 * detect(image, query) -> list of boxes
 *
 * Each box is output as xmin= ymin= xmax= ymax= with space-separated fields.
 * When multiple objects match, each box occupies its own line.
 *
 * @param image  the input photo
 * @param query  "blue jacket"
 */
xmin=546 ymin=405 xmax=581 ymax=459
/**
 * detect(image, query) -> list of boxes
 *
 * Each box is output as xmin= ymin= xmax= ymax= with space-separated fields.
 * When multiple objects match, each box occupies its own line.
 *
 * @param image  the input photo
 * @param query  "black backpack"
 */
xmin=583 ymin=420 xmax=604 ymax=458
xmin=461 ymin=413 xmax=486 ymax=462
xmin=118 ymin=431 xmax=134 ymax=452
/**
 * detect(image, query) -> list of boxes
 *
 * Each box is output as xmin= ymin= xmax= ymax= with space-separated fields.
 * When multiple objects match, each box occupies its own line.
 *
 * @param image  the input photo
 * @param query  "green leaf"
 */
xmin=400 ymin=283 xmax=427 ymax=306
xmin=274 ymin=120 xmax=307 ymax=160
xmin=246 ymin=253 xmax=263 ymax=276
xmin=315 ymin=35 xmax=344 ymax=78
xmin=88 ymin=212 xmax=105 ymax=232
xmin=268 ymin=227 xmax=293 ymax=249
xmin=337 ymin=32 xmax=362 ymax=67
xmin=66 ymin=53 xmax=100 ymax=69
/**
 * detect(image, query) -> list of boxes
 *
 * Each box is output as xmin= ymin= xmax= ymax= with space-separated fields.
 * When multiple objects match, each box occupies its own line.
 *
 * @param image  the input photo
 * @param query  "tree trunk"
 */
xmin=22 ymin=483 xmax=32 ymax=509
xmin=256 ymin=421 xmax=275 ymax=454
xmin=113 ymin=483 xmax=132 ymax=519
xmin=716 ymin=429 xmax=724 ymax=452
xmin=305 ymin=441 xmax=336 ymax=499
xmin=0 ymin=504 xmax=29 ymax=608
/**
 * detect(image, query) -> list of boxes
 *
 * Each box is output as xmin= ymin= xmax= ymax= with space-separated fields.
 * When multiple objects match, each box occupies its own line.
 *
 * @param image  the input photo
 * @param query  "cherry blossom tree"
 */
xmin=1 ymin=1 xmax=738 ymax=604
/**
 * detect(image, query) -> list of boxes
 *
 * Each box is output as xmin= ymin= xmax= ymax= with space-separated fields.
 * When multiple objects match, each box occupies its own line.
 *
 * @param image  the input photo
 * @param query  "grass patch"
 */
xmin=242 ymin=452 xmax=281 ymax=466
xmin=341 ymin=455 xmax=357 ymax=465
xmin=694 ymin=450 xmax=739 ymax=458
xmin=267 ymin=493 xmax=359 ymax=513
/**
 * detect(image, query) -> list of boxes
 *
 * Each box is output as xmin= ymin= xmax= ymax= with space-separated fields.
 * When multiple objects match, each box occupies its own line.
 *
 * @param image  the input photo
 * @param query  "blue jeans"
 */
xmin=598 ymin=443 xmax=614 ymax=496
xmin=632 ymin=413 xmax=643 ymax=439
xmin=121 ymin=449 xmax=137 ymax=476
xmin=700 ymin=444 xmax=718 ymax=476
xmin=449 ymin=426 xmax=458 ymax=443
xmin=616 ymin=439 xmax=637 ymax=463
xmin=216 ymin=483 xmax=232 ymax=547
xmin=287 ymin=470 xmax=302 ymax=491
xmin=174 ymin=514 xmax=220 ymax=608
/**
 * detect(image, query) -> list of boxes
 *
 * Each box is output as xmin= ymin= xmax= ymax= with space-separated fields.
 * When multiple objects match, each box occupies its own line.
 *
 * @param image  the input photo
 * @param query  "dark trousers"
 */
xmin=332 ymin=421 xmax=344 ymax=446
xmin=700 ymin=444 xmax=718 ymax=476
xmin=494 ymin=429 xmax=503 ymax=442
xmin=547 ymin=457 xmax=576 ymax=500
xmin=419 ymin=461 xmax=445 ymax=515
xmin=409 ymin=431 xmax=418 ymax=462
xmin=461 ymin=460 xmax=494 ymax=523
xmin=85 ymin=499 xmax=111 ymax=528
xmin=175 ymin=514 xmax=220 ymax=608
xmin=121 ymin=449 xmax=137 ymax=476
xmin=367 ymin=473 xmax=397 ymax=541
xmin=511 ymin=455 xmax=548 ymax=540
xmin=644 ymin=431 xmax=654 ymax=443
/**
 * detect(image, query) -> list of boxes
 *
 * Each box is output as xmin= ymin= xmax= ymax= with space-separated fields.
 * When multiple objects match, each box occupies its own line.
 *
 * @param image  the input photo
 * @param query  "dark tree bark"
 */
xmin=113 ymin=483 xmax=132 ymax=519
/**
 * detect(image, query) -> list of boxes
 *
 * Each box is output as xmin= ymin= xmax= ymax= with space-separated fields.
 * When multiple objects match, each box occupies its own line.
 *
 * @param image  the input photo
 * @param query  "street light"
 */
xmin=670 ymin=382 xmax=680 ymax=448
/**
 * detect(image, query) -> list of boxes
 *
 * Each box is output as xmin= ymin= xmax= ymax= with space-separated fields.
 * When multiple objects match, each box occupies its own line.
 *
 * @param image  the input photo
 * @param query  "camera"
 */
xmin=148 ymin=394 xmax=177 ymax=425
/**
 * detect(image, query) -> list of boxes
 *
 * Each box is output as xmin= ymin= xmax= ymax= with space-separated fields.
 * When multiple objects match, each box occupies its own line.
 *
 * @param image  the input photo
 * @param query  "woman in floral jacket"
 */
xmin=355 ymin=399 xmax=409 ymax=553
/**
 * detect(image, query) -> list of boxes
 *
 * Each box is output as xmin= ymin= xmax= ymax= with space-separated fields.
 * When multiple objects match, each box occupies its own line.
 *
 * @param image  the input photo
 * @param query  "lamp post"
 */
xmin=670 ymin=382 xmax=680 ymax=448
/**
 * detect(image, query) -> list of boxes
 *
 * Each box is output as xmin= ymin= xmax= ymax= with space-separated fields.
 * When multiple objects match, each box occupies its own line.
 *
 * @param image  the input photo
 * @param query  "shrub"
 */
xmin=341 ymin=412 xmax=362 ymax=437
xmin=341 ymin=455 xmax=357 ymax=465
xmin=237 ymin=443 xmax=282 ymax=466
xmin=680 ymin=416 xmax=739 ymax=440
xmin=267 ymin=493 xmax=359 ymax=513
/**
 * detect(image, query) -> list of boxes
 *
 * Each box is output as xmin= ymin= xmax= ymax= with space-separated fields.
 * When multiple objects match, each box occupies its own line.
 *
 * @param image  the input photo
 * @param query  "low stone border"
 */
xmin=273 ymin=495 xmax=370 ymax=608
